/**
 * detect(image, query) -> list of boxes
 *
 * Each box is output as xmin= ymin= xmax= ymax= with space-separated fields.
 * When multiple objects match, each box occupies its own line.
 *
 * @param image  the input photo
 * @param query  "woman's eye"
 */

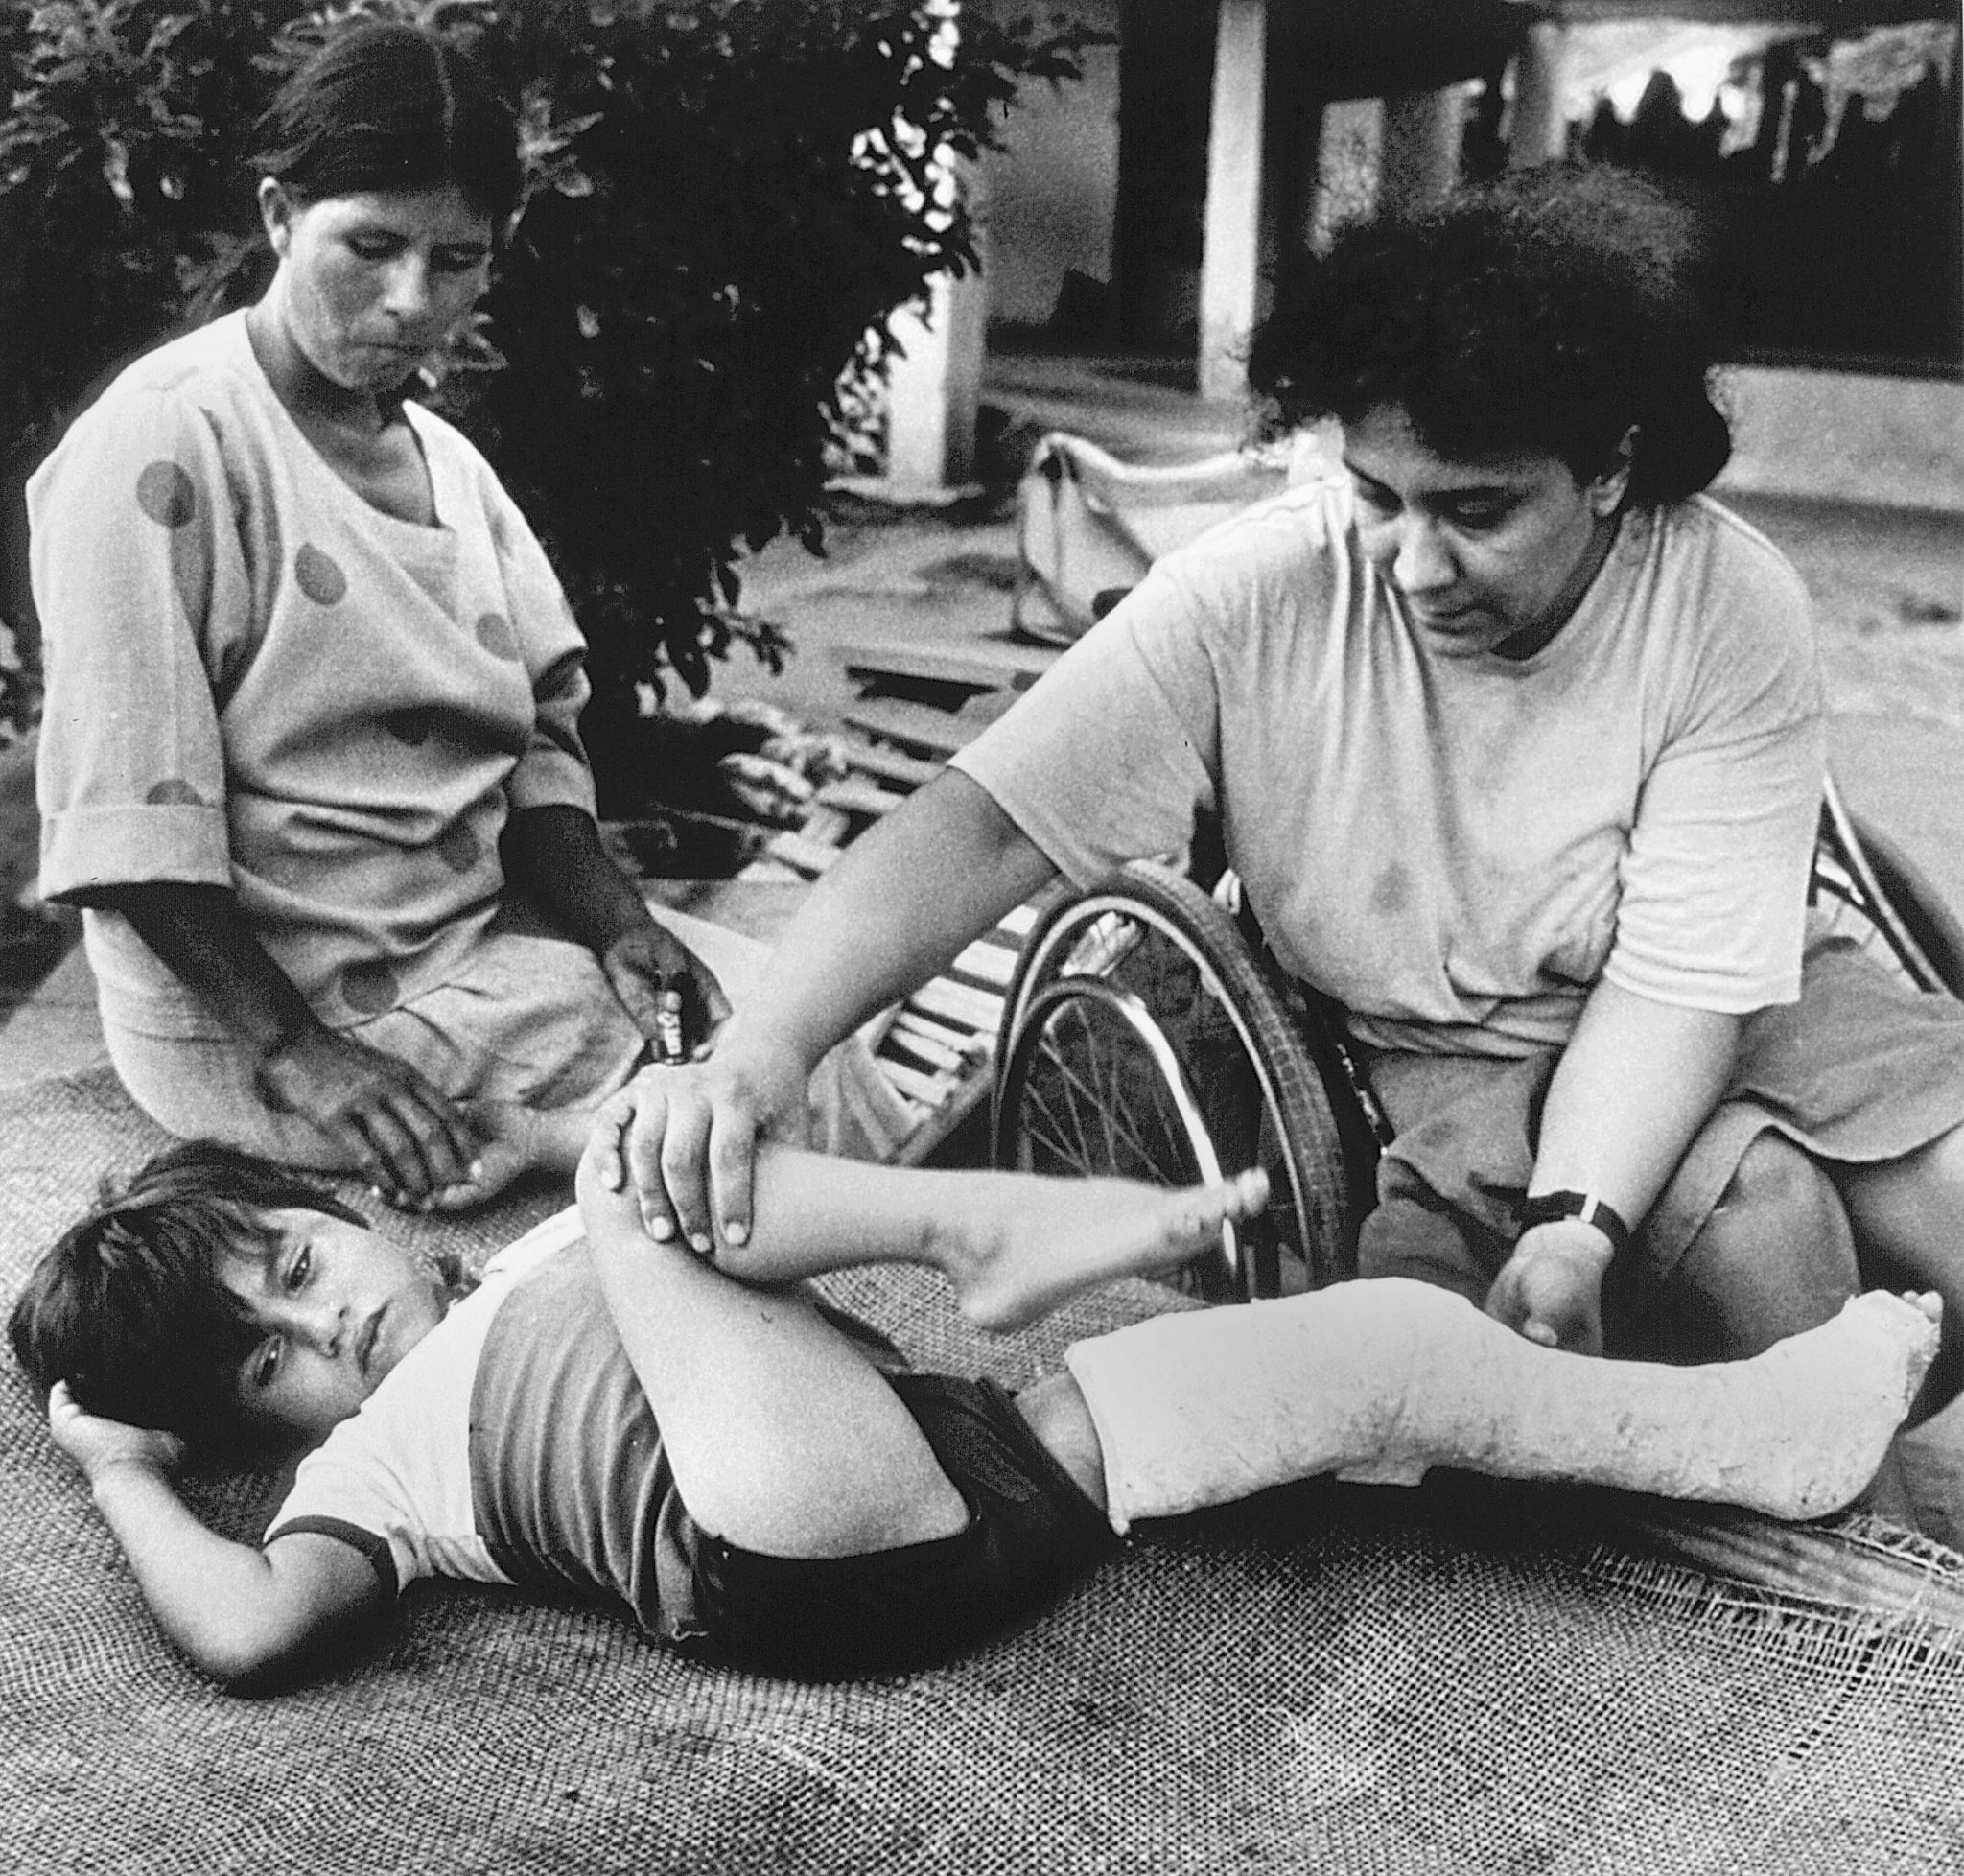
xmin=285 ymin=1246 xmax=312 ymax=1291
xmin=251 ymin=1338 xmax=282 ymax=1391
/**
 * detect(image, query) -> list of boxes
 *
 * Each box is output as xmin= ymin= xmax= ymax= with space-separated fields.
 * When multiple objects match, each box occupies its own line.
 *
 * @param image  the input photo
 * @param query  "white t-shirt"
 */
xmin=953 ymin=481 xmax=1824 ymax=1058
xmin=266 ymin=1208 xmax=586 ymax=1596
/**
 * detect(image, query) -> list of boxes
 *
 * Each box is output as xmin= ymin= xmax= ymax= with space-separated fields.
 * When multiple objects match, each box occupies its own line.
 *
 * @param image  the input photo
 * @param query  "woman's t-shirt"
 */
xmin=29 ymin=312 xmax=597 ymax=1038
xmin=952 ymin=481 xmax=1824 ymax=1058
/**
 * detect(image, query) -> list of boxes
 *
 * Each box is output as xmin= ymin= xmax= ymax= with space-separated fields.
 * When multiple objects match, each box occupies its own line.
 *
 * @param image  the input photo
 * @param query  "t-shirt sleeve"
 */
xmin=30 ymin=389 xmax=240 ymax=900
xmin=1604 ymin=535 xmax=1824 ymax=1012
xmin=949 ymin=559 xmax=1221 ymax=885
xmin=475 ymin=465 xmax=597 ymax=817
xmin=264 ymin=1407 xmax=428 ymax=1599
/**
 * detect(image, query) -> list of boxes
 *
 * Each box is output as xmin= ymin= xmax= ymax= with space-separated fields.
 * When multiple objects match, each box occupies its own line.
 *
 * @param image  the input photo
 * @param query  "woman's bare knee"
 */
xmin=1655 ymin=1136 xmax=1859 ymax=1360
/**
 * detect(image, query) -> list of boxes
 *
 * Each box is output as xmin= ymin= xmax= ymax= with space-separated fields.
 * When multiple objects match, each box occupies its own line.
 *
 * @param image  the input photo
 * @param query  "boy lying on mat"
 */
xmin=10 ymin=1100 xmax=1939 ymax=1687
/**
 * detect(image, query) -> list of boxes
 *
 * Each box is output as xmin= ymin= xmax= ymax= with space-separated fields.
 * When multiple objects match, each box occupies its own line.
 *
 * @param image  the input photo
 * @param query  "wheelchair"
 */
xmin=989 ymin=776 xmax=1964 ymax=1304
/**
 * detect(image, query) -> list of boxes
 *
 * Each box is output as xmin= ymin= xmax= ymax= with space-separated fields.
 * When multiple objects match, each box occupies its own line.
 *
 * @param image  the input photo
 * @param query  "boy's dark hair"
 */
xmin=1250 ymin=161 xmax=1731 ymax=506
xmin=8 ymin=1142 xmax=370 ymax=1447
xmin=253 ymin=19 xmax=523 ymax=226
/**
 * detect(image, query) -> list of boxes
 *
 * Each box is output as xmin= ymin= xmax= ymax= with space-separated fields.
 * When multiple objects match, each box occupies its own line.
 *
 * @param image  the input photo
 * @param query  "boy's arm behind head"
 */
xmin=53 ymin=1375 xmax=387 ymax=1686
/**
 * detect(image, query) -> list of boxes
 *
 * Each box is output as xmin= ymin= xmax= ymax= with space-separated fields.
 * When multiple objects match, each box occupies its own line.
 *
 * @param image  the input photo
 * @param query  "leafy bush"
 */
xmin=0 ymin=0 xmax=1096 ymax=799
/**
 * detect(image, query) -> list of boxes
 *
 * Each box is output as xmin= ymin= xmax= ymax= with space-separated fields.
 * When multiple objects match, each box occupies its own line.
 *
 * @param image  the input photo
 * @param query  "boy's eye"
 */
xmin=433 ymin=246 xmax=489 ymax=274
xmin=347 ymin=233 xmax=403 ymax=261
xmin=1350 ymin=480 xmax=1397 ymax=514
xmin=1444 ymin=499 xmax=1510 ymax=530
xmin=284 ymin=1245 xmax=312 ymax=1292
xmin=250 ymin=1337 xmax=283 ymax=1392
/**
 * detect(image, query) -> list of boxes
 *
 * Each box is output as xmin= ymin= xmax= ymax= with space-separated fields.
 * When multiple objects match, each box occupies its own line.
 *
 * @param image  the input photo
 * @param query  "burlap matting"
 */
xmin=4 ymin=1065 xmax=1963 ymax=1874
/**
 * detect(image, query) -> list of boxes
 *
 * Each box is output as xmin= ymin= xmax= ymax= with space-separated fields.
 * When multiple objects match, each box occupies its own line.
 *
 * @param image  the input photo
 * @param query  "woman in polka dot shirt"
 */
xmin=29 ymin=22 xmax=730 ymax=1209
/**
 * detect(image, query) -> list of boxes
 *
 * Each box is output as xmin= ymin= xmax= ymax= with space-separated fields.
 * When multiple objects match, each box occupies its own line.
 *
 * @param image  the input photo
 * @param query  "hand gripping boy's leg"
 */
xmin=1063 ymin=1278 xmax=1942 ymax=1533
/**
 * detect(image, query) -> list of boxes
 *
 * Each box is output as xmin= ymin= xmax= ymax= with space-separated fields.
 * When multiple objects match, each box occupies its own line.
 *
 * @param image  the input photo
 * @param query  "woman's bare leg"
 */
xmin=1644 ymin=1134 xmax=1863 ymax=1362
xmin=1835 ymin=1122 xmax=1964 ymax=1415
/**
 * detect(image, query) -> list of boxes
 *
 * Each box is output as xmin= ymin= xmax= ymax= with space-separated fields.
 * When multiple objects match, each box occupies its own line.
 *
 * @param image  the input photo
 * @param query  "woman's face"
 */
xmin=1344 ymin=404 xmax=1630 ymax=660
xmin=258 ymin=179 xmax=494 ymax=395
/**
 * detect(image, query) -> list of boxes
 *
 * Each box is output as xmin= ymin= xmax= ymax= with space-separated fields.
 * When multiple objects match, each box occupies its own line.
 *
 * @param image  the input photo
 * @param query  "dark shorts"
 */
xmin=674 ymin=1372 xmax=1114 ymax=1680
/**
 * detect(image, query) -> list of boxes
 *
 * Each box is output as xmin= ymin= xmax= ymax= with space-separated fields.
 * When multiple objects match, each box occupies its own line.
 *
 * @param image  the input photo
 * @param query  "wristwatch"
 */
xmin=1519 ymin=1189 xmax=1632 ymax=1257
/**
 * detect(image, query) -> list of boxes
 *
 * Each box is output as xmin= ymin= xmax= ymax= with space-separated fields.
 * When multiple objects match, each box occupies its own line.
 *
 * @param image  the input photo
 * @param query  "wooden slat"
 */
xmin=907 ymin=973 xmax=1004 ymax=1035
xmin=840 ymin=739 xmax=945 ymax=790
xmin=816 ymin=777 xmax=905 ymax=820
xmin=841 ymin=694 xmax=1014 ymax=760
xmin=835 ymin=638 xmax=1056 ymax=693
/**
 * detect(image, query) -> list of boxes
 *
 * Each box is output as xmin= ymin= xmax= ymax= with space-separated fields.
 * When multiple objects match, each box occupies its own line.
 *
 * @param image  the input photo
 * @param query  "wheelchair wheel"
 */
xmin=1813 ymin=789 xmax=1964 ymax=997
xmin=991 ymin=861 xmax=1361 ymax=1300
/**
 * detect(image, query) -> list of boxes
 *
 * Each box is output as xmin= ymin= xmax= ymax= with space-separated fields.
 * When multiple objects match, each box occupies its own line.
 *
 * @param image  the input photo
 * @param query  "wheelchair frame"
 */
xmin=990 ymin=775 xmax=1964 ymax=1302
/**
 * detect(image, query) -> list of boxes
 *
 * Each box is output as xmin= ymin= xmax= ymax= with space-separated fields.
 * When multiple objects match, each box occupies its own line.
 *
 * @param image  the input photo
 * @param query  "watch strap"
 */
xmin=1519 ymin=1189 xmax=1633 ymax=1257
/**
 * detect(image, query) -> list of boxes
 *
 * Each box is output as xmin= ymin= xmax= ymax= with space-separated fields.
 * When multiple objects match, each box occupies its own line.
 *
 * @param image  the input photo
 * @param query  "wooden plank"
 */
xmin=948 ymin=934 xmax=1018 ymax=991
xmin=908 ymin=973 xmax=1004 ymax=1035
xmin=841 ymin=697 xmax=994 ymax=760
xmin=835 ymin=638 xmax=1056 ymax=693
xmin=840 ymin=739 xmax=945 ymax=790
xmin=816 ymin=777 xmax=905 ymax=820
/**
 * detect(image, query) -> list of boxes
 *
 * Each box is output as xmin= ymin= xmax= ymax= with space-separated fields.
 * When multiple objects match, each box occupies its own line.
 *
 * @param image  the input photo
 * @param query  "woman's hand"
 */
xmin=595 ymin=1041 xmax=809 ymax=1253
xmin=1484 ymin=1221 xmax=1615 ymax=1355
xmin=47 ymin=1380 xmax=184 ymax=1485
xmin=601 ymin=924 xmax=734 ymax=1063
xmin=254 ymin=1026 xmax=482 ymax=1209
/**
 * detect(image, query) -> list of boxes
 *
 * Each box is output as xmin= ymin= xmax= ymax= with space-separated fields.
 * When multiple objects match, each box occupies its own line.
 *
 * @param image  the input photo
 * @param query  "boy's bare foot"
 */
xmin=927 ymin=1168 xmax=1271 ymax=1332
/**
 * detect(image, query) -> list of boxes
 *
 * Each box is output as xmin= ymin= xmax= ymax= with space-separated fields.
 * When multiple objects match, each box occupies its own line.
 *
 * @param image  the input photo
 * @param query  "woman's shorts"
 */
xmin=673 ymin=1372 xmax=1114 ymax=1680
xmin=1354 ymin=933 xmax=1964 ymax=1319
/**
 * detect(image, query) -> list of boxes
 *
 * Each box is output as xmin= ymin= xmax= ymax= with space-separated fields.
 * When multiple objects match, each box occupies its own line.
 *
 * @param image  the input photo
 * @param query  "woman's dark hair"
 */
xmin=8 ymin=1142 xmax=373 ymax=1448
xmin=252 ymin=18 xmax=522 ymax=225
xmin=1251 ymin=162 xmax=1731 ymax=505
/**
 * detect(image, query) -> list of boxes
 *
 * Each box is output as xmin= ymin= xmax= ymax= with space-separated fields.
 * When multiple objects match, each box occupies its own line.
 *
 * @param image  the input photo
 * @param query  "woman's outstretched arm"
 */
xmin=619 ymin=770 xmax=1060 ymax=1254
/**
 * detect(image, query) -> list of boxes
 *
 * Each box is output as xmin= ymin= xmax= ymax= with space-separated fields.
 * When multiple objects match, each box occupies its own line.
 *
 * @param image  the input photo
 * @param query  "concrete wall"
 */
xmin=1718 ymin=368 xmax=1964 ymax=514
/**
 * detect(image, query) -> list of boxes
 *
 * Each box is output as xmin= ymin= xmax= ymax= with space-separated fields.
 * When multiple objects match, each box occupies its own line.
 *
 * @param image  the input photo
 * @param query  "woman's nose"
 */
xmin=1391 ymin=517 xmax=1454 ymax=593
xmin=383 ymin=256 xmax=433 ymax=319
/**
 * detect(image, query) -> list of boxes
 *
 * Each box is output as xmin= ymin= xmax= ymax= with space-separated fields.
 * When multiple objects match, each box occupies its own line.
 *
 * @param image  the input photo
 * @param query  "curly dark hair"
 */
xmin=9 ymin=1142 xmax=376 ymax=1448
xmin=1250 ymin=162 xmax=1731 ymax=505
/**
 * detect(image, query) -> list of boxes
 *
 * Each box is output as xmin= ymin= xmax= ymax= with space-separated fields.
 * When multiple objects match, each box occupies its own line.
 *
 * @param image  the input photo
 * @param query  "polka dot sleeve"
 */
xmin=29 ymin=386 xmax=239 ymax=899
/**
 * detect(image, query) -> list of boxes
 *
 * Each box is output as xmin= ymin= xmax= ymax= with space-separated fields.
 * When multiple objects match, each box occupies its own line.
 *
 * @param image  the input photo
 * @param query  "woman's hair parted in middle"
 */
xmin=1251 ymin=161 xmax=1732 ymax=506
xmin=252 ymin=16 xmax=523 ymax=226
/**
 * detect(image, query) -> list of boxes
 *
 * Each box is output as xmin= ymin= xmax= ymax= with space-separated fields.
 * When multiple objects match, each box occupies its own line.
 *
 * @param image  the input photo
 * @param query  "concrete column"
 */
xmin=1508 ymin=21 xmax=1571 ymax=167
xmin=882 ymin=165 xmax=989 ymax=494
xmin=876 ymin=0 xmax=987 ymax=496
xmin=1198 ymin=0 xmax=1268 ymax=401
xmin=1380 ymin=83 xmax=1465 ymax=216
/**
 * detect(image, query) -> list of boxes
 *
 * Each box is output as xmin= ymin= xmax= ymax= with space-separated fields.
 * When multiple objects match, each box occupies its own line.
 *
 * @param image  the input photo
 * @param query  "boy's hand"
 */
xmin=47 ymin=1380 xmax=184 ymax=1484
xmin=1484 ymin=1222 xmax=1614 ymax=1355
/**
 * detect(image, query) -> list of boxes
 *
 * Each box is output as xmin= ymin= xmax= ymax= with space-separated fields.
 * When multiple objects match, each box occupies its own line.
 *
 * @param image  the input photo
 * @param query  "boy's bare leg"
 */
xmin=592 ymin=1098 xmax=1269 ymax=1331
xmin=575 ymin=1131 xmax=970 ymax=1559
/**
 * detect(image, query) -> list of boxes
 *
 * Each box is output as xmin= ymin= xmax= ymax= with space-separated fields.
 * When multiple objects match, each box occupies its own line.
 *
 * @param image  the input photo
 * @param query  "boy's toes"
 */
xmin=1230 ymin=1167 xmax=1270 ymax=1218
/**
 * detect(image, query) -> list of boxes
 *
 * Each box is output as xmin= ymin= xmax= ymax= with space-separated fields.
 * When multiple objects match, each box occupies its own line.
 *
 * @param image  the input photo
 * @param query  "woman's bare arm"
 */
xmin=622 ymin=769 xmax=1059 ymax=1251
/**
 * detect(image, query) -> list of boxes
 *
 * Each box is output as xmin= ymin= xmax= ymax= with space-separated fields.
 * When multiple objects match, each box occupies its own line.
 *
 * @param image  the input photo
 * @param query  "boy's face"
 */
xmin=221 ymin=1208 xmax=449 ymax=1444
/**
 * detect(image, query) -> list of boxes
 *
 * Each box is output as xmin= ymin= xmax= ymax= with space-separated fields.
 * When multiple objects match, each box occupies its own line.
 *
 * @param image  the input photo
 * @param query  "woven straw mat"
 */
xmin=3 ymin=1065 xmax=1964 ymax=1874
